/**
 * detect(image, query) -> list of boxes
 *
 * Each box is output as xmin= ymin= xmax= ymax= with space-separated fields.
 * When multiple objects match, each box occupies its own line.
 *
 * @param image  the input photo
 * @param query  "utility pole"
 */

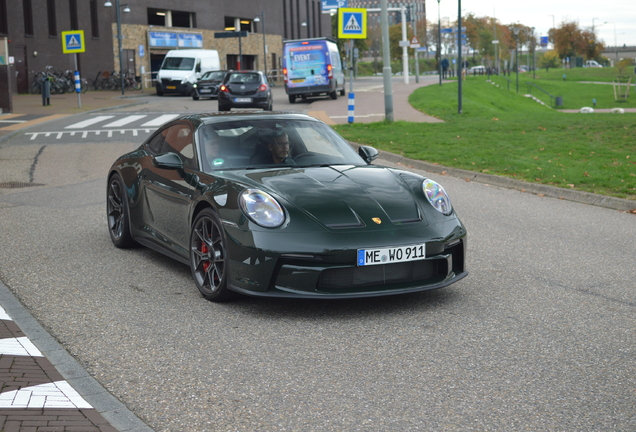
xmin=380 ymin=0 xmax=394 ymax=122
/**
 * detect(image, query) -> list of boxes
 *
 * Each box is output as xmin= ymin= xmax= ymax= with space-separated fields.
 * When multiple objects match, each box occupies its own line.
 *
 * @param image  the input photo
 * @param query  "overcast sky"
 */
xmin=428 ymin=0 xmax=636 ymax=48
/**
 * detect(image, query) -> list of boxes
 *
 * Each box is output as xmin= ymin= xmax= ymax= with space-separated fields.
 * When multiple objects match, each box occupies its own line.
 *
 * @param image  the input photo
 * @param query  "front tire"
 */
xmin=106 ymin=174 xmax=136 ymax=248
xmin=190 ymin=209 xmax=237 ymax=302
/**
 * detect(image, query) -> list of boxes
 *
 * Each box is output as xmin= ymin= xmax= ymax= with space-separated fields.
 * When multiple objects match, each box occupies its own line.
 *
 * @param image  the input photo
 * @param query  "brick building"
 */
xmin=0 ymin=0 xmax=332 ymax=93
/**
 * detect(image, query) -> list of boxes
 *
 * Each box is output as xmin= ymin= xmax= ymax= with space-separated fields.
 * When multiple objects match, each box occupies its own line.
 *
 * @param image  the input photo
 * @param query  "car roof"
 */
xmin=179 ymin=111 xmax=322 ymax=126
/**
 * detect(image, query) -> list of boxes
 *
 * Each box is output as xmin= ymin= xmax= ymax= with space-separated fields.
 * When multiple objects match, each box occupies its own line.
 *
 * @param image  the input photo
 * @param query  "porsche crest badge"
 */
xmin=372 ymin=217 xmax=382 ymax=224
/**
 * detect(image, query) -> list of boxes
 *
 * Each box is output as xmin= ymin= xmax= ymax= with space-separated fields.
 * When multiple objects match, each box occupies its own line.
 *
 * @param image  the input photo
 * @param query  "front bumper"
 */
xmin=193 ymin=84 xmax=219 ymax=98
xmin=224 ymin=224 xmax=467 ymax=299
xmin=158 ymin=79 xmax=192 ymax=94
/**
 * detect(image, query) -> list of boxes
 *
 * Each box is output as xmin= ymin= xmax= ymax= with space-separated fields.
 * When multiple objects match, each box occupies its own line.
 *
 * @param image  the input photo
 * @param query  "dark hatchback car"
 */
xmin=192 ymin=70 xmax=229 ymax=100
xmin=218 ymin=71 xmax=273 ymax=111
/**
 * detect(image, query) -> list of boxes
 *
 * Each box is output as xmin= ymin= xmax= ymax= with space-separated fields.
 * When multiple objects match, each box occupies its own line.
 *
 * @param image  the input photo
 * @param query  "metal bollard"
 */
xmin=41 ymin=78 xmax=50 ymax=106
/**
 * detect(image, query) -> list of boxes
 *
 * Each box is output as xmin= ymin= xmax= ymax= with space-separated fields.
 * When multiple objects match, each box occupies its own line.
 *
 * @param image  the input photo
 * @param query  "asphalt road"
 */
xmin=0 ymin=89 xmax=635 ymax=431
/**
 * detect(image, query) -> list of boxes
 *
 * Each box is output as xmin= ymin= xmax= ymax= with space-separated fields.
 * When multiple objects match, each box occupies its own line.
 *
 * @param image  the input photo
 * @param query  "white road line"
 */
xmin=141 ymin=114 xmax=179 ymax=127
xmin=103 ymin=114 xmax=147 ymax=127
xmin=0 ymin=381 xmax=93 ymax=409
xmin=64 ymin=115 xmax=115 ymax=129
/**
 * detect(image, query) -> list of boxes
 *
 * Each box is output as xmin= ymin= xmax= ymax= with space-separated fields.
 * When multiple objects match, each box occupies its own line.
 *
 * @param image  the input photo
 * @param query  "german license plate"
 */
xmin=200 ymin=89 xmax=211 ymax=93
xmin=166 ymin=86 xmax=176 ymax=89
xmin=234 ymin=97 xmax=252 ymax=102
xmin=357 ymin=244 xmax=426 ymax=266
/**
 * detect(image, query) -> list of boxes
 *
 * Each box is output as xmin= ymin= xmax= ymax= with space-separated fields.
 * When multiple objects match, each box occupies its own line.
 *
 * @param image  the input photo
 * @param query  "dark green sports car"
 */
xmin=106 ymin=112 xmax=467 ymax=301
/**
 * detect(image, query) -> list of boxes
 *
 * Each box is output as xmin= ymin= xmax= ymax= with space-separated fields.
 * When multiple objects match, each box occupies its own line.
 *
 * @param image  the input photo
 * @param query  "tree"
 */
xmin=552 ymin=21 xmax=586 ymax=60
xmin=581 ymin=29 xmax=605 ymax=60
xmin=539 ymin=50 xmax=561 ymax=71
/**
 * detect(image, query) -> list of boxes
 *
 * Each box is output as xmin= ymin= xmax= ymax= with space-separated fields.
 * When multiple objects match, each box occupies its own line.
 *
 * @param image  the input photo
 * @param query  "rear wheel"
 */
xmin=330 ymin=89 xmax=338 ymax=100
xmin=190 ymin=209 xmax=237 ymax=302
xmin=288 ymin=94 xmax=296 ymax=104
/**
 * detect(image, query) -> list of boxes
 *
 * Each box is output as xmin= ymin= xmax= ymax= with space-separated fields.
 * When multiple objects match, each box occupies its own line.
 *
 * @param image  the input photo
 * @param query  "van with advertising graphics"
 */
xmin=283 ymin=37 xmax=346 ymax=103
xmin=156 ymin=49 xmax=221 ymax=96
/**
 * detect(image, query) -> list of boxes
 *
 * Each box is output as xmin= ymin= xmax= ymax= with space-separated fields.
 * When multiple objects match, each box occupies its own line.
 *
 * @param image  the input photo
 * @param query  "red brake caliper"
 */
xmin=201 ymin=243 xmax=210 ymax=272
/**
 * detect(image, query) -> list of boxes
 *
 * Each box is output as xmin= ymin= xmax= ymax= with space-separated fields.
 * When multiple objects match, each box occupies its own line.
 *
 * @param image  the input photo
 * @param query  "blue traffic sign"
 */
xmin=321 ymin=0 xmax=347 ymax=11
xmin=338 ymin=8 xmax=367 ymax=39
xmin=61 ymin=30 xmax=85 ymax=54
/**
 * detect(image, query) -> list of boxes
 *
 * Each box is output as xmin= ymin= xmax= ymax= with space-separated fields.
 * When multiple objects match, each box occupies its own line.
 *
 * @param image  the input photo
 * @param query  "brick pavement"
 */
xmin=0 ymin=307 xmax=117 ymax=432
xmin=0 ymin=281 xmax=153 ymax=432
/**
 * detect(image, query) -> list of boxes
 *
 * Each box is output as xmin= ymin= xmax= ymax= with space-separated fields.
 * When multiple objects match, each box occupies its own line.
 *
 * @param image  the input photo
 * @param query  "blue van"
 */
xmin=283 ymin=37 xmax=346 ymax=103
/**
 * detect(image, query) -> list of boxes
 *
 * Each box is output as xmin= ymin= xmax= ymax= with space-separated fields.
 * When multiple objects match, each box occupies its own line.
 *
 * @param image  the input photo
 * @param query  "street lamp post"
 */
xmin=254 ymin=13 xmax=267 ymax=75
xmin=604 ymin=22 xmax=619 ymax=64
xmin=104 ymin=0 xmax=129 ymax=95
xmin=513 ymin=27 xmax=519 ymax=93
xmin=531 ymin=27 xmax=536 ymax=79
xmin=437 ymin=0 xmax=442 ymax=86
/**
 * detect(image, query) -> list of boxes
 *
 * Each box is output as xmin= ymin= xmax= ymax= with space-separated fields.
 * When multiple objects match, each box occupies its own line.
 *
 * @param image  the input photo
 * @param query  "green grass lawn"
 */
xmin=334 ymin=73 xmax=636 ymax=200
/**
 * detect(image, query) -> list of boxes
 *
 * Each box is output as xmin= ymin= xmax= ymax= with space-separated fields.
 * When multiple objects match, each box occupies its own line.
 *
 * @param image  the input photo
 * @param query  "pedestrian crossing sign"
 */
xmin=338 ymin=8 xmax=367 ymax=39
xmin=61 ymin=30 xmax=85 ymax=54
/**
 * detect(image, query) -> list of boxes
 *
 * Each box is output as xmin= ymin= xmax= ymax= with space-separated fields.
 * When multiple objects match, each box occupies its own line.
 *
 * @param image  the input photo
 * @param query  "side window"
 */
xmin=146 ymin=129 xmax=168 ymax=155
xmin=163 ymin=124 xmax=195 ymax=169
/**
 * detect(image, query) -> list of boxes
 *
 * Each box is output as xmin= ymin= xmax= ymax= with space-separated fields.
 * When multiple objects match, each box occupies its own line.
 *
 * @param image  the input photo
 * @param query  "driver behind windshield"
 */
xmin=250 ymin=130 xmax=292 ymax=165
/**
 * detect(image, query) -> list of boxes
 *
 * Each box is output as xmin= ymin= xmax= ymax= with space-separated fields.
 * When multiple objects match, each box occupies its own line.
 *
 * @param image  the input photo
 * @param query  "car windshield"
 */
xmin=202 ymin=71 xmax=226 ymax=80
xmin=198 ymin=119 xmax=366 ymax=172
xmin=161 ymin=57 xmax=195 ymax=71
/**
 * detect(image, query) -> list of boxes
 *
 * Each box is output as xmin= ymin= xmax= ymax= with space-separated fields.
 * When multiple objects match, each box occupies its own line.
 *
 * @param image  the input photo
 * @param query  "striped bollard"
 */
xmin=74 ymin=71 xmax=81 ymax=93
xmin=347 ymin=93 xmax=355 ymax=124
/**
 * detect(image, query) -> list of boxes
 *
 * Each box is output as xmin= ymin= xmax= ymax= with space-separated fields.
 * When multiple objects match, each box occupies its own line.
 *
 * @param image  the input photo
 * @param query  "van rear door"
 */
xmin=284 ymin=40 xmax=330 ymax=89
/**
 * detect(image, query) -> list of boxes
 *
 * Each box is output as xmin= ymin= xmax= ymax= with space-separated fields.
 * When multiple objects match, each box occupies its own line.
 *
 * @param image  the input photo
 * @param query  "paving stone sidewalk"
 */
xmin=0 ymin=281 xmax=153 ymax=432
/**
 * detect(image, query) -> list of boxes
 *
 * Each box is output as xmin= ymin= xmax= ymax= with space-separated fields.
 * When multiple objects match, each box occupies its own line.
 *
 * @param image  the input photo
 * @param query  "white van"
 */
xmin=156 ymin=49 xmax=221 ymax=96
xmin=584 ymin=60 xmax=603 ymax=68
xmin=282 ymin=37 xmax=345 ymax=103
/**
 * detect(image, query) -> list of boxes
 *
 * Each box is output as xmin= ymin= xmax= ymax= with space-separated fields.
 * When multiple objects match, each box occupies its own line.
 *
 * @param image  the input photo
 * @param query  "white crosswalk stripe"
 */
xmin=102 ymin=114 xmax=148 ymax=127
xmin=64 ymin=115 xmax=115 ymax=129
xmin=141 ymin=114 xmax=180 ymax=127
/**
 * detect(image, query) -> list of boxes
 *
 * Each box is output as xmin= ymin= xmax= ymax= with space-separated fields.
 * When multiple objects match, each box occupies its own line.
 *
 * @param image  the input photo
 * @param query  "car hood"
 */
xmin=237 ymin=165 xmax=425 ymax=229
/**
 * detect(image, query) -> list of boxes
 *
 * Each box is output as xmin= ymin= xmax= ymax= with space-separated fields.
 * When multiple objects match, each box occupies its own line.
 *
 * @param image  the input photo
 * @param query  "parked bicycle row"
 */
xmin=30 ymin=66 xmax=89 ymax=95
xmin=29 ymin=67 xmax=141 ymax=94
xmin=91 ymin=70 xmax=142 ymax=91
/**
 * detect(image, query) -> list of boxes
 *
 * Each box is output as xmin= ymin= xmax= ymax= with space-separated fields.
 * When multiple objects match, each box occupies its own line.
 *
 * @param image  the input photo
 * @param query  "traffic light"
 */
xmin=405 ymin=5 xmax=411 ymax=23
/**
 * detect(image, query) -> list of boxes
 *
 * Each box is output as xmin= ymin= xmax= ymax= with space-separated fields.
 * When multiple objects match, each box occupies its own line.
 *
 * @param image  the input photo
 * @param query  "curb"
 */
xmin=0 ymin=279 xmax=154 ymax=432
xmin=375 ymin=149 xmax=636 ymax=212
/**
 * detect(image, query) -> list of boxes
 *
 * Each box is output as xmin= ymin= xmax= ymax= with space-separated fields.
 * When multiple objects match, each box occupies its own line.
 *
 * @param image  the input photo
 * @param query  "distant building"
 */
xmin=1 ymin=0 xmax=332 ymax=93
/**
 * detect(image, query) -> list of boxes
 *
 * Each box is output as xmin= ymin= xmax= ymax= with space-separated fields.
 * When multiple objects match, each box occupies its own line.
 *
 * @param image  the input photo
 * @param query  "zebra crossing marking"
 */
xmin=103 ymin=114 xmax=148 ymax=127
xmin=25 ymin=113 xmax=182 ymax=140
xmin=141 ymin=114 xmax=180 ymax=127
xmin=64 ymin=115 xmax=115 ymax=129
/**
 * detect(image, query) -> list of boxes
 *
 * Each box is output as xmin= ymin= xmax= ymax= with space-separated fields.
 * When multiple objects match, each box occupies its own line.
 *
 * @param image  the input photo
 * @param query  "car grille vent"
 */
xmin=318 ymin=259 xmax=446 ymax=290
xmin=0 ymin=181 xmax=46 ymax=189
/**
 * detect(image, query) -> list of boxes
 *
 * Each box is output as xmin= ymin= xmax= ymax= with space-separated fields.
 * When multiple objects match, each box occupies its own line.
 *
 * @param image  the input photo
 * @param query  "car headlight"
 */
xmin=239 ymin=189 xmax=286 ymax=228
xmin=422 ymin=179 xmax=453 ymax=215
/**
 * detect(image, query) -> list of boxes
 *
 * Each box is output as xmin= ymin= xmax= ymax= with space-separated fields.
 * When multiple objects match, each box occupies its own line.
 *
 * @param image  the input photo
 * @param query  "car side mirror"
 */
xmin=195 ymin=62 xmax=201 ymax=73
xmin=152 ymin=152 xmax=184 ymax=170
xmin=358 ymin=146 xmax=379 ymax=164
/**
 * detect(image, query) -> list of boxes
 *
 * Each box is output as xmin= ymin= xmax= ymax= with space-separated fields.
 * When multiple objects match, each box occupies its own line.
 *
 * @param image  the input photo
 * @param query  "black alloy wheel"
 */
xmin=189 ymin=209 xmax=236 ymax=302
xmin=106 ymin=174 xmax=136 ymax=248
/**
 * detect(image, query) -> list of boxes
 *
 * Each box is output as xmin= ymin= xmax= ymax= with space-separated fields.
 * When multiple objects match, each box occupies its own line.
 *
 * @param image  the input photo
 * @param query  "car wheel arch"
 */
xmin=191 ymin=199 xmax=216 ymax=227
